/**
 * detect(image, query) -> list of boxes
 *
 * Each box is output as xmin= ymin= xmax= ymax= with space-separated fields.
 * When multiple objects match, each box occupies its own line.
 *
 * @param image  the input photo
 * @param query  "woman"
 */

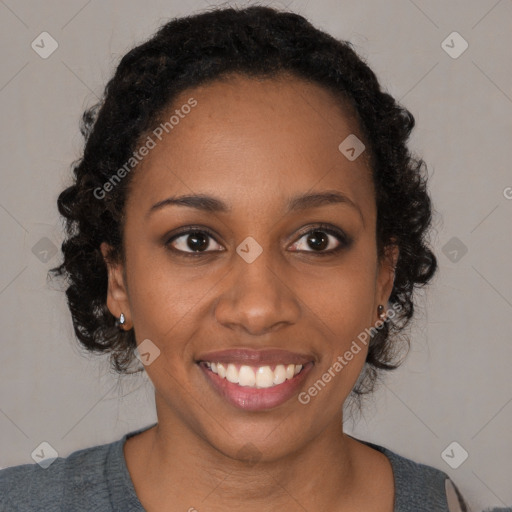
xmin=0 ymin=5 xmax=472 ymax=511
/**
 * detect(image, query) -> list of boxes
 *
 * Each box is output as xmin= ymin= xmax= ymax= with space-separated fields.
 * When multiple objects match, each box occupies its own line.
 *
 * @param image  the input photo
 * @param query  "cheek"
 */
xmin=125 ymin=250 xmax=207 ymax=350
xmin=126 ymin=264 xmax=209 ymax=397
xmin=297 ymin=254 xmax=377 ymax=338
xmin=298 ymin=275 xmax=373 ymax=388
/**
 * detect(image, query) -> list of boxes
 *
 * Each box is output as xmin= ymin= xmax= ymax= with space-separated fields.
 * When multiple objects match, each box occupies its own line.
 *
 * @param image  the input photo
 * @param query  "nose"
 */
xmin=213 ymin=248 xmax=301 ymax=336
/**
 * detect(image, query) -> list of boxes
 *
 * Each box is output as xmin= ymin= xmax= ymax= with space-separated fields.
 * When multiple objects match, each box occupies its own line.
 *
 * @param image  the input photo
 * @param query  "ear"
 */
xmin=375 ymin=241 xmax=399 ymax=310
xmin=100 ymin=242 xmax=132 ymax=330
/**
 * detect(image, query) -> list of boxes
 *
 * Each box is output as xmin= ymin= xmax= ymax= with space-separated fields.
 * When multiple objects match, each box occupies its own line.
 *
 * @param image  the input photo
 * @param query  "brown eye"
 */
xmin=304 ymin=231 xmax=330 ymax=251
xmin=290 ymin=224 xmax=352 ymax=254
xmin=166 ymin=229 xmax=223 ymax=256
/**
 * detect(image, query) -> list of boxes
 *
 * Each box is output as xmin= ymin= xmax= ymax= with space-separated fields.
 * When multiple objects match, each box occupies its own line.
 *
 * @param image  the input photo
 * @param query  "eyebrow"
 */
xmin=147 ymin=190 xmax=363 ymax=221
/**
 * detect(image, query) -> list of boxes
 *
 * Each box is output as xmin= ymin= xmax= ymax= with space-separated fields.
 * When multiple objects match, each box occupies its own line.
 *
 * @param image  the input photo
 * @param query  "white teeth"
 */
xmin=205 ymin=361 xmax=305 ymax=388
xmin=273 ymin=364 xmax=286 ymax=385
xmin=226 ymin=363 xmax=239 ymax=384
xmin=255 ymin=366 xmax=274 ymax=388
xmin=217 ymin=363 xmax=226 ymax=378
xmin=239 ymin=365 xmax=256 ymax=387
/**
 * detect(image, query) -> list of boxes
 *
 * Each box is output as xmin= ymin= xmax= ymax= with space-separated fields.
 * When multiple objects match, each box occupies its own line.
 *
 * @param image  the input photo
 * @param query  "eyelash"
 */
xmin=164 ymin=223 xmax=352 ymax=258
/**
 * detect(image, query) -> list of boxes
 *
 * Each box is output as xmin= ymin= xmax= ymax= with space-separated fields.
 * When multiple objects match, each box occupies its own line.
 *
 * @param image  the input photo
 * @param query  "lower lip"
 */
xmin=198 ymin=362 xmax=314 ymax=411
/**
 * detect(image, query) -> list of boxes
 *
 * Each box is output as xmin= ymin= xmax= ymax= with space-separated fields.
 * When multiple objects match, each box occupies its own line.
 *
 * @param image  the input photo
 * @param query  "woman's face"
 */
xmin=103 ymin=73 xmax=397 ymax=460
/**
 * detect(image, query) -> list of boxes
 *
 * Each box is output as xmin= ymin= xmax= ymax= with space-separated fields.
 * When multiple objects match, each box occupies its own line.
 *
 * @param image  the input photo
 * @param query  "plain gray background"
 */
xmin=0 ymin=1 xmax=511 ymax=510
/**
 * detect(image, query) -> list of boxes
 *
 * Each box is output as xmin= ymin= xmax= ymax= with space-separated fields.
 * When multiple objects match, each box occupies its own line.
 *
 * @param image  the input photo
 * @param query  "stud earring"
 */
xmin=377 ymin=304 xmax=386 ymax=321
xmin=115 ymin=312 xmax=126 ymax=329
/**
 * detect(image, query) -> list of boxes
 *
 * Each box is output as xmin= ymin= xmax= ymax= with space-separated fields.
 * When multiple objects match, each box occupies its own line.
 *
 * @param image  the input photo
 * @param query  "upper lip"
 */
xmin=196 ymin=348 xmax=314 ymax=366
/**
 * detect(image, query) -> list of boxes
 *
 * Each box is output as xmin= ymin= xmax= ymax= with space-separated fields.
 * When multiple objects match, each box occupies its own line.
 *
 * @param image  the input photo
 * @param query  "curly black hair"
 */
xmin=50 ymin=5 xmax=438 ymax=396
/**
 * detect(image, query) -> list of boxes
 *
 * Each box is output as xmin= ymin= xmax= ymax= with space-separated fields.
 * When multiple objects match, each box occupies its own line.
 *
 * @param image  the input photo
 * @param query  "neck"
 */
xmin=126 ymin=396 xmax=360 ymax=512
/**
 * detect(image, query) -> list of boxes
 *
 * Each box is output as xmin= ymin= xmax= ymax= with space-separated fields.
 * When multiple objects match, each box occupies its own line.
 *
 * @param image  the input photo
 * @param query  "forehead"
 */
xmin=127 ymin=73 xmax=375 ymax=219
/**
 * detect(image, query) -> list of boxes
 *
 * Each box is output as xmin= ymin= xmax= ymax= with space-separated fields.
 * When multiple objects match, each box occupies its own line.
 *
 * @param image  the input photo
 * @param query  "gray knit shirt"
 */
xmin=0 ymin=423 xmax=476 ymax=511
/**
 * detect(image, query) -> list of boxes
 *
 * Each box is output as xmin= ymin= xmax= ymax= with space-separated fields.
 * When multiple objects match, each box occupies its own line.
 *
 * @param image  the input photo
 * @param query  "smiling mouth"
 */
xmin=200 ymin=361 xmax=306 ymax=389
